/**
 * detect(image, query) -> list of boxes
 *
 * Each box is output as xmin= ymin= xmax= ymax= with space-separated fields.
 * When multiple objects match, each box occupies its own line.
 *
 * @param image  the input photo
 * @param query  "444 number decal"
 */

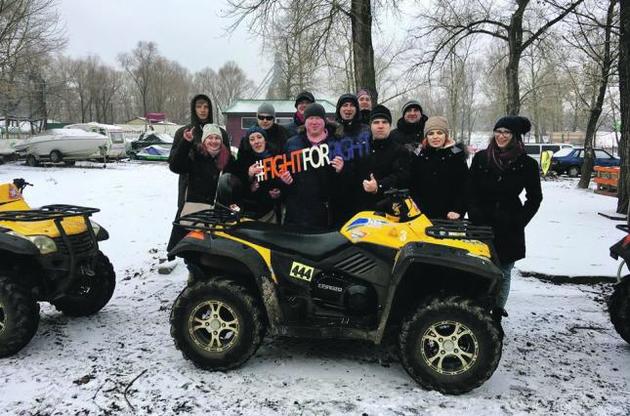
xmin=289 ymin=261 xmax=314 ymax=282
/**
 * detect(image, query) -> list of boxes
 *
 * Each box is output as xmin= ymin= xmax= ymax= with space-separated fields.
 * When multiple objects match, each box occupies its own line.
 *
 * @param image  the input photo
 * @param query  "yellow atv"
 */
xmin=0 ymin=178 xmax=115 ymax=357
xmin=169 ymin=189 xmax=503 ymax=395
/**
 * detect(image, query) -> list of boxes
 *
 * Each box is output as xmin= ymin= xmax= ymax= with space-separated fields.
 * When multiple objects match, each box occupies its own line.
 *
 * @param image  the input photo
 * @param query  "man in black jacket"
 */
xmin=389 ymin=99 xmax=429 ymax=153
xmin=356 ymin=105 xmax=410 ymax=211
xmin=167 ymin=94 xmax=230 ymax=253
xmin=252 ymin=102 xmax=289 ymax=150
xmin=286 ymin=90 xmax=315 ymax=138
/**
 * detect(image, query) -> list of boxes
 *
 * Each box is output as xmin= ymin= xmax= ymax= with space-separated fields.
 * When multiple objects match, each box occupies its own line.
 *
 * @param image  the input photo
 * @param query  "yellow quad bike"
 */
xmin=169 ymin=189 xmax=503 ymax=395
xmin=0 ymin=178 xmax=115 ymax=357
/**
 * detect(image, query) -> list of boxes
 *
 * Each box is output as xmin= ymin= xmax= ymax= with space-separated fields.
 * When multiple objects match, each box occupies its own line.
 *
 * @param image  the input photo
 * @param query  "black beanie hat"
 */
xmin=494 ymin=116 xmax=532 ymax=137
xmin=304 ymin=103 xmax=326 ymax=120
xmin=295 ymin=90 xmax=315 ymax=108
xmin=370 ymin=105 xmax=392 ymax=124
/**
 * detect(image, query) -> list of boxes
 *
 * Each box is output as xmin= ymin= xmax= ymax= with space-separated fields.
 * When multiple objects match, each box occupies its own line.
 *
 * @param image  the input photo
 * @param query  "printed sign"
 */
xmin=289 ymin=261 xmax=315 ymax=282
xmin=255 ymin=138 xmax=370 ymax=182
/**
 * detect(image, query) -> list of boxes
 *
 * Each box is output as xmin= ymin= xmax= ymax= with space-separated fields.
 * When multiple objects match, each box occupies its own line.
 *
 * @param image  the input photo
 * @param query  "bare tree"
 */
xmin=118 ymin=41 xmax=158 ymax=116
xmin=414 ymin=0 xmax=584 ymax=115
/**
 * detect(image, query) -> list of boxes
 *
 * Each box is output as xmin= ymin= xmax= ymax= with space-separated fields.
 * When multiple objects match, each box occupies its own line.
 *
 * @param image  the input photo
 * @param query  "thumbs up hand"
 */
xmin=362 ymin=173 xmax=378 ymax=194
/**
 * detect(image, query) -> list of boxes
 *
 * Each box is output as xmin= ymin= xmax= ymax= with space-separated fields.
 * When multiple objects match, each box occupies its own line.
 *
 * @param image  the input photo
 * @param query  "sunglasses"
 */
xmin=257 ymin=115 xmax=274 ymax=121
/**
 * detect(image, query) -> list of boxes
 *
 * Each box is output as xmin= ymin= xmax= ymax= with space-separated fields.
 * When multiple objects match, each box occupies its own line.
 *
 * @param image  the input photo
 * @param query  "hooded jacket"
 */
xmin=167 ymin=94 xmax=231 ymax=252
xmin=409 ymin=141 xmax=468 ymax=219
xmin=390 ymin=111 xmax=429 ymax=153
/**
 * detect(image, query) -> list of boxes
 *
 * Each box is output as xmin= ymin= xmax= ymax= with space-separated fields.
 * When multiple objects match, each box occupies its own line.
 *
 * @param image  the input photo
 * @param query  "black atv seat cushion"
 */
xmin=226 ymin=222 xmax=350 ymax=260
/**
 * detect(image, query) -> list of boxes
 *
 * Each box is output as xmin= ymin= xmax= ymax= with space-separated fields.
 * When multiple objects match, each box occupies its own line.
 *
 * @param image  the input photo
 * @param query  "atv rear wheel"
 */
xmin=398 ymin=296 xmax=502 ymax=395
xmin=52 ymin=251 xmax=116 ymax=317
xmin=170 ymin=279 xmax=265 ymax=370
xmin=0 ymin=277 xmax=40 ymax=357
xmin=609 ymin=275 xmax=630 ymax=344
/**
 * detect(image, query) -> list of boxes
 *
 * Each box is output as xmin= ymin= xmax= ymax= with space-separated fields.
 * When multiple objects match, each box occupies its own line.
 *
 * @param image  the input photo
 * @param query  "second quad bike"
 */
xmin=169 ymin=190 xmax=504 ymax=395
xmin=0 ymin=178 xmax=115 ymax=357
xmin=609 ymin=224 xmax=630 ymax=344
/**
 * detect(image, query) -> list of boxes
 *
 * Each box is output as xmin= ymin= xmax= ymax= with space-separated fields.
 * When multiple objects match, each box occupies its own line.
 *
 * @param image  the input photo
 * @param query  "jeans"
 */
xmin=498 ymin=262 xmax=515 ymax=309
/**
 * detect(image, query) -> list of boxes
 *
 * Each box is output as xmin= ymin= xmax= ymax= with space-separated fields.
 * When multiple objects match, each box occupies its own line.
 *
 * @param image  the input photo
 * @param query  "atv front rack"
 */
xmin=0 ymin=205 xmax=100 ymax=222
xmin=174 ymin=206 xmax=242 ymax=232
xmin=425 ymin=219 xmax=494 ymax=241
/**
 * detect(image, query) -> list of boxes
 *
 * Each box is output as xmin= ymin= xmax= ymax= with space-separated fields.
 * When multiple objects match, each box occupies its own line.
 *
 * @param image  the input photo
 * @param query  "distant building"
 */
xmin=222 ymin=99 xmax=337 ymax=147
xmin=549 ymin=131 xmax=586 ymax=145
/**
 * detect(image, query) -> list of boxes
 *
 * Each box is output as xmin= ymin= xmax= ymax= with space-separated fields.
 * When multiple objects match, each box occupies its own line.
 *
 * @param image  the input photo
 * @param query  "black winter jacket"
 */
xmin=468 ymin=150 xmax=543 ymax=264
xmin=283 ymin=132 xmax=340 ymax=229
xmin=410 ymin=144 xmax=468 ymax=219
xmin=389 ymin=115 xmax=429 ymax=153
xmin=354 ymin=136 xmax=410 ymax=212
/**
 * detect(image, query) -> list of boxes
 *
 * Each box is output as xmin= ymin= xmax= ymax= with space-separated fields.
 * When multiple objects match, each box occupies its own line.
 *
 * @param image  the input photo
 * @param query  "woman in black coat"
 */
xmin=168 ymin=123 xmax=234 ymax=247
xmin=409 ymin=116 xmax=468 ymax=220
xmin=228 ymin=126 xmax=282 ymax=222
xmin=468 ymin=116 xmax=543 ymax=310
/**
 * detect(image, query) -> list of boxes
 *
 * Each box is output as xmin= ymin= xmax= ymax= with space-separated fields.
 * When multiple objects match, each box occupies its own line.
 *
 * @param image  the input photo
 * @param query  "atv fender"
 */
xmin=168 ymin=234 xmax=282 ymax=328
xmin=374 ymin=242 xmax=502 ymax=342
xmin=0 ymin=232 xmax=39 ymax=256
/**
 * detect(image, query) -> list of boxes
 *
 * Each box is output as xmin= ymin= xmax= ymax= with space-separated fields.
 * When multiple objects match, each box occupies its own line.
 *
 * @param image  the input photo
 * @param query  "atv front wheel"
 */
xmin=0 ymin=277 xmax=40 ymax=357
xmin=52 ymin=251 xmax=116 ymax=317
xmin=170 ymin=279 xmax=265 ymax=370
xmin=398 ymin=296 xmax=502 ymax=395
xmin=609 ymin=275 xmax=630 ymax=344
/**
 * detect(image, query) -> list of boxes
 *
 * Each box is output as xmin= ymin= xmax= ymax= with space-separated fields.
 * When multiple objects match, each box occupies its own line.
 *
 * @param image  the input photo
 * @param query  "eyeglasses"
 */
xmin=257 ymin=115 xmax=274 ymax=121
xmin=494 ymin=129 xmax=512 ymax=137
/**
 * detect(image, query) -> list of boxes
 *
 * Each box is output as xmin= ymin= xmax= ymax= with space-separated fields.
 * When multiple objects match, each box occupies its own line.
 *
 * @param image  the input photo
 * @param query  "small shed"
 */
xmin=222 ymin=99 xmax=337 ymax=147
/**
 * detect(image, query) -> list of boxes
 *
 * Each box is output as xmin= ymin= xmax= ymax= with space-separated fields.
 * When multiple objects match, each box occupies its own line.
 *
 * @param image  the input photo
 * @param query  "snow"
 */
xmin=0 ymin=162 xmax=628 ymax=415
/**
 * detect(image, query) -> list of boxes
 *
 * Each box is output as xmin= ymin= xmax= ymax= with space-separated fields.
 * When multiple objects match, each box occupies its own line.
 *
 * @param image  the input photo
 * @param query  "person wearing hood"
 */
xmin=356 ymin=87 xmax=377 ymax=125
xmin=390 ymin=99 xmax=429 ymax=153
xmin=355 ymin=104 xmax=410 ymax=211
xmin=329 ymin=93 xmax=371 ymax=227
xmin=468 ymin=115 xmax=542 ymax=311
xmin=286 ymin=90 xmax=315 ymax=138
xmin=168 ymin=123 xmax=235 ymax=247
xmin=229 ymin=126 xmax=282 ymax=222
xmin=280 ymin=103 xmax=344 ymax=229
xmin=409 ymin=116 xmax=468 ymax=220
xmin=249 ymin=102 xmax=289 ymax=150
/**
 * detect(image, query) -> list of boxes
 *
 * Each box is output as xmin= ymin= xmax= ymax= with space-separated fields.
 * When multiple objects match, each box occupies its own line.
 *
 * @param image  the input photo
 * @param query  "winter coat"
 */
xmin=285 ymin=112 xmax=305 ymax=138
xmin=354 ymin=136 xmax=411 ymax=212
xmin=283 ymin=128 xmax=341 ymax=230
xmin=409 ymin=143 xmax=468 ymax=219
xmin=227 ymin=143 xmax=282 ymax=219
xmin=167 ymin=94 xmax=231 ymax=252
xmin=468 ymin=150 xmax=543 ymax=265
xmin=389 ymin=115 xmax=429 ymax=153
xmin=359 ymin=109 xmax=371 ymax=125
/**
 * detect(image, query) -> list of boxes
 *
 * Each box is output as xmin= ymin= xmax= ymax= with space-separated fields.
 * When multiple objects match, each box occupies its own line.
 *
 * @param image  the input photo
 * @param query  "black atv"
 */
xmin=609 ymin=224 xmax=630 ymax=344
xmin=168 ymin=190 xmax=504 ymax=394
xmin=0 ymin=178 xmax=115 ymax=357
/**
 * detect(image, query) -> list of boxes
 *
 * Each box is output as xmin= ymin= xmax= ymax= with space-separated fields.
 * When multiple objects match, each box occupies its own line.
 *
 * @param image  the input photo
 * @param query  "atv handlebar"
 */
xmin=616 ymin=224 xmax=629 ymax=233
xmin=13 ymin=178 xmax=32 ymax=193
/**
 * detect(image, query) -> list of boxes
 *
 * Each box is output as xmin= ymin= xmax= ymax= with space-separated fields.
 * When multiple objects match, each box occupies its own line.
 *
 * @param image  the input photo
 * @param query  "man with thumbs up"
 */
xmin=355 ymin=104 xmax=410 ymax=211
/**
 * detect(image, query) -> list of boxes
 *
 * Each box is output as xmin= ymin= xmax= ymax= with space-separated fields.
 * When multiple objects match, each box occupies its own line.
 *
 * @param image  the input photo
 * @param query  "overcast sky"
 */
xmin=57 ymin=0 xmax=269 ymax=83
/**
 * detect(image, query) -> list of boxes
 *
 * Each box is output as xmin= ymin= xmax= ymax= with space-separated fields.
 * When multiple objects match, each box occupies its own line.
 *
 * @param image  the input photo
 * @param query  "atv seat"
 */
xmin=226 ymin=222 xmax=350 ymax=260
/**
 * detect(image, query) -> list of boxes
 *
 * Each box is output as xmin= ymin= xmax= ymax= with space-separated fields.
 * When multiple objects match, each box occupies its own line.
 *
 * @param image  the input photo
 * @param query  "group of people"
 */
xmin=166 ymin=89 xmax=543 ymax=309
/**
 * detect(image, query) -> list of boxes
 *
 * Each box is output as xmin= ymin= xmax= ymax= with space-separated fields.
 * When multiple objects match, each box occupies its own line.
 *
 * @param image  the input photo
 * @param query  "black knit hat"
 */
xmin=295 ymin=90 xmax=315 ymax=108
xmin=304 ymin=103 xmax=326 ymax=120
xmin=370 ymin=105 xmax=392 ymax=124
xmin=494 ymin=116 xmax=532 ymax=137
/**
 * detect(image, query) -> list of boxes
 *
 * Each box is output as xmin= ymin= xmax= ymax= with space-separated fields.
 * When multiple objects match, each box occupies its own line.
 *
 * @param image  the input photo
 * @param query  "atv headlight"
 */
xmin=89 ymin=220 xmax=101 ymax=236
xmin=27 ymin=235 xmax=57 ymax=255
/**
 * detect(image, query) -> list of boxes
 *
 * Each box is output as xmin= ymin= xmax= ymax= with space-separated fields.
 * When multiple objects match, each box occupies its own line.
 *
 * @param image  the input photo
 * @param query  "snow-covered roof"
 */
xmin=65 ymin=122 xmax=124 ymax=131
xmin=48 ymin=128 xmax=105 ymax=137
xmin=223 ymin=99 xmax=337 ymax=114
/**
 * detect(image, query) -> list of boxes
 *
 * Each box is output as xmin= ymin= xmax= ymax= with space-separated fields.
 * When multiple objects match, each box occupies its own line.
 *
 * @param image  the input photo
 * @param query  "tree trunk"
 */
xmin=505 ymin=1 xmax=527 ymax=115
xmin=577 ymin=0 xmax=615 ymax=189
xmin=618 ymin=0 xmax=630 ymax=214
xmin=350 ymin=0 xmax=376 ymax=94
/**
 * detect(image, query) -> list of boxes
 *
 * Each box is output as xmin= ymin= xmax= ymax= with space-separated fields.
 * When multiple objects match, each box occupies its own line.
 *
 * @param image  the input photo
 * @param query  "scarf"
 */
xmin=487 ymin=138 xmax=525 ymax=171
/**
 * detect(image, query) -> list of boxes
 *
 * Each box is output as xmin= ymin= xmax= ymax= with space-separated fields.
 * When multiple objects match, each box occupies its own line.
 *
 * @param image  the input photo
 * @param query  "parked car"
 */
xmin=524 ymin=143 xmax=574 ymax=164
xmin=551 ymin=147 xmax=620 ymax=177
xmin=127 ymin=132 xmax=173 ymax=158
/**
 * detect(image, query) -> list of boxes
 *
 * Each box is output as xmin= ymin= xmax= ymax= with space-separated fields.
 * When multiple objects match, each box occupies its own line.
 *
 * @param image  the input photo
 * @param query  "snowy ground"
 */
xmin=0 ymin=161 xmax=628 ymax=416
